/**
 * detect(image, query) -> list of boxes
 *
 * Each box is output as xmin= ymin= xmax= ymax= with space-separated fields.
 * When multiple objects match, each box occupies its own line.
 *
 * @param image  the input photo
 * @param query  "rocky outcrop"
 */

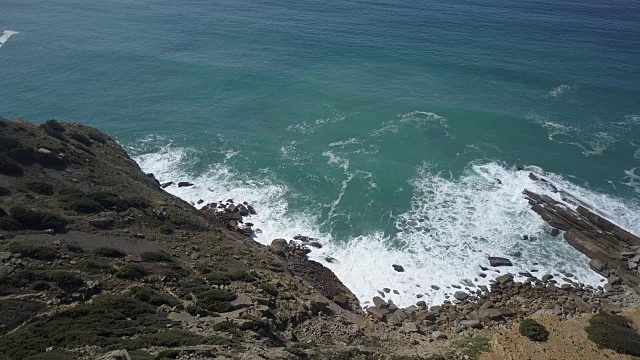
xmin=524 ymin=174 xmax=640 ymax=293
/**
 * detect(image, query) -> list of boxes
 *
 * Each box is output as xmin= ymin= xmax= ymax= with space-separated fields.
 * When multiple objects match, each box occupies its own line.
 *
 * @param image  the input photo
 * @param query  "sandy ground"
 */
xmin=479 ymin=309 xmax=640 ymax=360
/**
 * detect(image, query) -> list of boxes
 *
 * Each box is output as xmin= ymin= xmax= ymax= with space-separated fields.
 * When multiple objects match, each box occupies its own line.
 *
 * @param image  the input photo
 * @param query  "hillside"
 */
xmin=1 ymin=117 xmax=640 ymax=360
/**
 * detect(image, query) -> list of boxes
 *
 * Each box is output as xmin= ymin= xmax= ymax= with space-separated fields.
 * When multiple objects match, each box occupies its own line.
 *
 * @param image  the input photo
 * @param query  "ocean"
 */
xmin=1 ymin=0 xmax=639 ymax=307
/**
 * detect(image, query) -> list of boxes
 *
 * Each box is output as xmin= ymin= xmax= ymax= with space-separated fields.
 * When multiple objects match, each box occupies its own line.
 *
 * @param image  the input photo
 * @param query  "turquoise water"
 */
xmin=2 ymin=0 xmax=639 ymax=306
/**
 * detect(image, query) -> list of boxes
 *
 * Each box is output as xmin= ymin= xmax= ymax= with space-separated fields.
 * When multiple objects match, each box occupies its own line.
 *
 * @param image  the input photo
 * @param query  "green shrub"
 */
xmin=43 ymin=120 xmax=65 ymax=132
xmin=65 ymin=243 xmax=84 ymax=253
xmin=63 ymin=197 xmax=103 ymax=213
xmin=129 ymin=286 xmax=180 ymax=307
xmin=212 ymin=321 xmax=243 ymax=338
xmin=68 ymin=132 xmax=92 ymax=146
xmin=0 ymin=134 xmax=20 ymax=150
xmin=26 ymin=181 xmax=54 ymax=195
xmin=155 ymin=350 xmax=180 ymax=359
xmin=10 ymin=244 xmax=58 ymax=260
xmin=519 ymin=319 xmax=549 ymax=342
xmin=36 ymin=151 xmax=67 ymax=169
xmin=8 ymin=146 xmax=36 ymax=164
xmin=79 ymin=258 xmax=114 ymax=273
xmin=0 ymin=185 xmax=11 ymax=196
xmin=284 ymin=346 xmax=307 ymax=358
xmin=93 ymin=247 xmax=126 ymax=258
xmin=259 ymin=282 xmax=279 ymax=297
xmin=140 ymin=251 xmax=173 ymax=263
xmin=0 ymin=153 xmax=24 ymax=176
xmin=30 ymin=280 xmax=51 ymax=291
xmin=586 ymin=313 xmax=640 ymax=356
xmin=25 ymin=349 xmax=75 ymax=360
xmin=115 ymin=264 xmax=147 ymax=280
xmin=159 ymin=224 xmax=174 ymax=235
xmin=0 ymin=294 xmax=164 ymax=359
xmin=0 ymin=216 xmax=23 ymax=231
xmin=205 ymin=271 xmax=256 ymax=285
xmin=125 ymin=329 xmax=202 ymax=349
xmin=47 ymin=271 xmax=84 ymax=292
xmin=10 ymin=206 xmax=68 ymax=232
xmin=124 ymin=196 xmax=150 ymax=209
xmin=87 ymin=130 xmax=108 ymax=144
xmin=197 ymin=289 xmax=236 ymax=313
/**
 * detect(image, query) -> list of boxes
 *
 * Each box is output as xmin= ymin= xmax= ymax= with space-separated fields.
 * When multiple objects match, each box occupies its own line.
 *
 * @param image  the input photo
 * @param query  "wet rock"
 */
xmin=161 ymin=182 xmax=173 ymax=188
xmin=589 ymin=259 xmax=607 ymax=272
xmin=392 ymin=264 xmax=405 ymax=272
xmin=488 ymin=257 xmax=513 ymax=267
xmin=608 ymin=275 xmax=621 ymax=285
xmin=177 ymin=181 xmax=194 ymax=187
xmin=325 ymin=256 xmax=337 ymax=263
xmin=541 ymin=274 xmax=554 ymax=282
xmin=431 ymin=285 xmax=440 ymax=290
xmin=454 ymin=291 xmax=469 ymax=301
xmin=496 ymin=274 xmax=513 ymax=285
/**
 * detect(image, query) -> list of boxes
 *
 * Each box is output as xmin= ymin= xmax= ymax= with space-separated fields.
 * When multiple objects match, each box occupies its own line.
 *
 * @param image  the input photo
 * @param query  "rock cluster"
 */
xmin=200 ymin=199 xmax=257 ymax=235
xmin=524 ymin=174 xmax=640 ymax=293
xmin=365 ymin=271 xmax=640 ymax=338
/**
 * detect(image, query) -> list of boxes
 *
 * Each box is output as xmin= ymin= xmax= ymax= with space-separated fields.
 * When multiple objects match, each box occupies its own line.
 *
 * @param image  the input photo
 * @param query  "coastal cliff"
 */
xmin=1 ymin=117 xmax=640 ymax=360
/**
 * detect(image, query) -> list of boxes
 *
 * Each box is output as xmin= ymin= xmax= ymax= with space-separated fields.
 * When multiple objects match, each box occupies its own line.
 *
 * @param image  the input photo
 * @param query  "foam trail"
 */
xmin=549 ymin=84 xmax=571 ymax=97
xmin=134 ymin=146 xmax=640 ymax=307
xmin=0 ymin=30 xmax=18 ymax=49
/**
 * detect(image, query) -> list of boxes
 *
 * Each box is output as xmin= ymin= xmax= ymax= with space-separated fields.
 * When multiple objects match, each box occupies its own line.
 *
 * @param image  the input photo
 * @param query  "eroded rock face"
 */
xmin=523 ymin=177 xmax=640 ymax=294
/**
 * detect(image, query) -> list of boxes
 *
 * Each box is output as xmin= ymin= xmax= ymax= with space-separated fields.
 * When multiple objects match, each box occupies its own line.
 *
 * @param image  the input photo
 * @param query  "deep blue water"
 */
xmin=1 ymin=0 xmax=639 ymax=306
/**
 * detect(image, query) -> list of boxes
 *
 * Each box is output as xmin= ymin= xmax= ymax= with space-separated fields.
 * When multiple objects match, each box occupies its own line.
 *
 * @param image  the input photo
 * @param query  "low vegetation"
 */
xmin=115 ymin=264 xmax=147 ymax=280
xmin=93 ymin=247 xmax=126 ymax=258
xmin=140 ymin=251 xmax=173 ymax=263
xmin=586 ymin=313 xmax=640 ymax=356
xmin=519 ymin=318 xmax=549 ymax=342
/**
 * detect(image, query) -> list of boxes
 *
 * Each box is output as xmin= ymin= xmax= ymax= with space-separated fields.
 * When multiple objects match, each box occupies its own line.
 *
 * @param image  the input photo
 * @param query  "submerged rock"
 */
xmin=488 ymin=257 xmax=513 ymax=267
xmin=392 ymin=264 xmax=405 ymax=272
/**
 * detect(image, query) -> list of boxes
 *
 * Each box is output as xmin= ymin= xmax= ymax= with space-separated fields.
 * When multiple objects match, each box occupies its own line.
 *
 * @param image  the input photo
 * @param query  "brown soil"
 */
xmin=479 ymin=310 xmax=640 ymax=360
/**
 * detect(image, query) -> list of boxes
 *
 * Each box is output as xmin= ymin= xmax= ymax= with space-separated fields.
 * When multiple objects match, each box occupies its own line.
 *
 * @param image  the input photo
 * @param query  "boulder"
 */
xmin=496 ymin=274 xmax=513 ymax=285
xmin=454 ymin=291 xmax=469 ymax=301
xmin=386 ymin=313 xmax=402 ymax=326
xmin=392 ymin=264 xmax=405 ymax=272
xmin=270 ymin=239 xmax=288 ymax=255
xmin=373 ymin=296 xmax=388 ymax=309
xmin=478 ymin=308 xmax=503 ymax=320
xmin=177 ymin=181 xmax=194 ymax=187
xmin=589 ymin=259 xmax=607 ymax=272
xmin=488 ymin=257 xmax=513 ymax=267
xmin=366 ymin=306 xmax=389 ymax=321
xmin=460 ymin=319 xmax=481 ymax=329
xmin=161 ymin=182 xmax=174 ymax=188
xmin=600 ymin=299 xmax=622 ymax=313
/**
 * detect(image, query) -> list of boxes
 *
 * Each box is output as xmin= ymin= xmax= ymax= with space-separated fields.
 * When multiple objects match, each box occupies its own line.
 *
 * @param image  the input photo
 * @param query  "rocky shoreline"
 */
xmin=2 ymin=118 xmax=640 ymax=359
xmin=158 ymin=172 xmax=640 ymax=342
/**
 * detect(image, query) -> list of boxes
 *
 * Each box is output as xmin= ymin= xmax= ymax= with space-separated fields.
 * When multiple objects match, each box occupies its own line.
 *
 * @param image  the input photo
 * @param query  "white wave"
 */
xmin=134 ymin=145 xmax=640 ymax=308
xmin=328 ymin=138 xmax=360 ymax=148
xmin=622 ymin=168 xmax=640 ymax=194
xmin=286 ymin=105 xmax=346 ymax=134
xmin=0 ymin=30 xmax=18 ymax=49
xmin=548 ymin=84 xmax=571 ymax=97
xmin=527 ymin=113 xmax=618 ymax=156
xmin=371 ymin=111 xmax=448 ymax=137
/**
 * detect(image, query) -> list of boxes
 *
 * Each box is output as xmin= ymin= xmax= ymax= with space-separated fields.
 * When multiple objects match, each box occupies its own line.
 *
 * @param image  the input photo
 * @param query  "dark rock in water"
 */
xmin=517 ymin=166 xmax=524 ymax=171
xmin=197 ymin=199 xmax=204 ymax=205
xmin=541 ymin=274 xmax=554 ymax=282
xmin=146 ymin=173 xmax=161 ymax=187
xmin=383 ymin=288 xmax=391 ymax=293
xmin=496 ymin=178 xmax=502 ymax=185
xmin=519 ymin=272 xmax=534 ymax=278
xmin=308 ymin=241 xmax=322 ymax=249
xmin=488 ymin=257 xmax=513 ymax=267
xmin=247 ymin=205 xmax=257 ymax=215
xmin=177 ymin=181 xmax=194 ymax=187
xmin=325 ymin=256 xmax=337 ymax=263
xmin=431 ymin=285 xmax=440 ymax=290
xmin=550 ymin=228 xmax=560 ymax=237
xmin=496 ymin=274 xmax=513 ymax=285
xmin=454 ymin=291 xmax=468 ymax=301
xmin=393 ymin=290 xmax=399 ymax=295
xmin=226 ymin=199 xmax=234 ymax=203
xmin=392 ymin=264 xmax=405 ymax=272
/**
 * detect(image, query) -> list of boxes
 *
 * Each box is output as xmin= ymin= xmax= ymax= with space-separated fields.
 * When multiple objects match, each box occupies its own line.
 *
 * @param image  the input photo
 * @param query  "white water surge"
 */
xmin=0 ymin=30 xmax=18 ymax=49
xmin=135 ymin=147 xmax=639 ymax=307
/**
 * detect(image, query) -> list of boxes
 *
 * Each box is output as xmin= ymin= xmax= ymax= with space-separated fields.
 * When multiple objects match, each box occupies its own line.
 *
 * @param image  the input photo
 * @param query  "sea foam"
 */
xmin=0 ymin=30 xmax=18 ymax=49
xmin=134 ymin=146 xmax=639 ymax=307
